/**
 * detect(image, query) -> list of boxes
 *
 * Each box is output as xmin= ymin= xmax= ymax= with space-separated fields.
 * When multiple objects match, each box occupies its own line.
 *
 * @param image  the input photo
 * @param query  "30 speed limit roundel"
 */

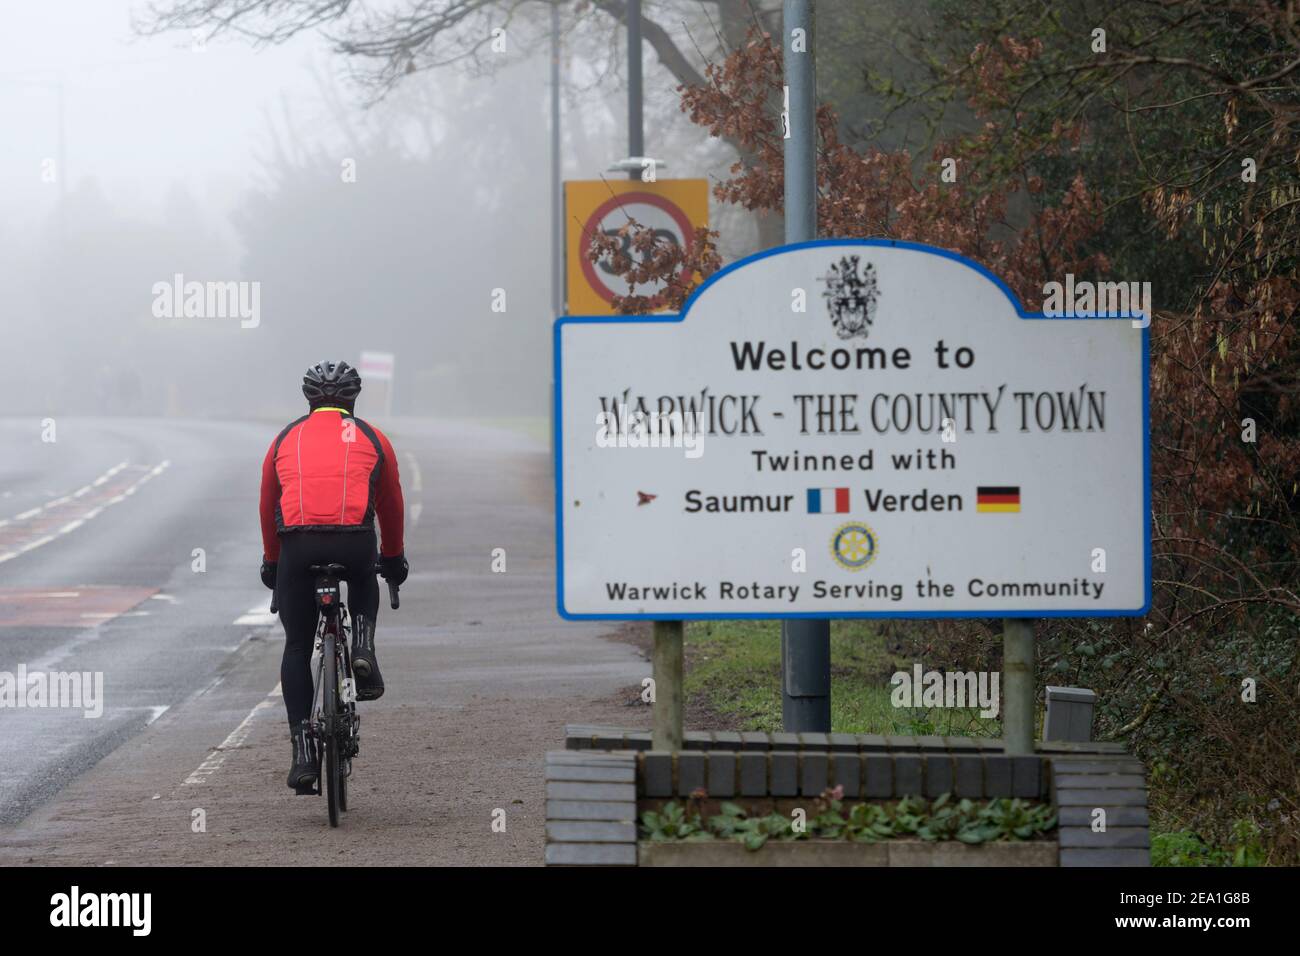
xmin=564 ymin=179 xmax=709 ymax=316
xmin=580 ymin=193 xmax=694 ymax=305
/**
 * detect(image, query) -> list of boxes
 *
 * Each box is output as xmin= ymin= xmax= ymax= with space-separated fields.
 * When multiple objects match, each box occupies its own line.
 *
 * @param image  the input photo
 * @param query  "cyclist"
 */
xmin=258 ymin=360 xmax=409 ymax=792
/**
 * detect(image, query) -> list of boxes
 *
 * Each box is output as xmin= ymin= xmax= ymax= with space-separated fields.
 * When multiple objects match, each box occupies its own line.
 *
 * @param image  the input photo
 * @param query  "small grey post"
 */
xmin=782 ymin=0 xmax=816 ymax=241
xmin=779 ymin=0 xmax=831 ymax=733
xmin=1002 ymin=619 xmax=1036 ymax=754
xmin=781 ymin=620 xmax=830 ymax=730
xmin=550 ymin=0 xmax=563 ymax=316
xmin=652 ymin=620 xmax=684 ymax=750
xmin=548 ymin=0 xmax=563 ymax=472
xmin=1043 ymin=686 xmax=1096 ymax=742
xmin=626 ymin=0 xmax=680 ymax=750
xmin=626 ymin=0 xmax=644 ymax=180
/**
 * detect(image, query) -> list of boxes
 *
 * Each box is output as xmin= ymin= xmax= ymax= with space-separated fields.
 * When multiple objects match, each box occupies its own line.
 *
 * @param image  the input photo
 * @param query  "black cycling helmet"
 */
xmin=302 ymin=360 xmax=362 ymax=408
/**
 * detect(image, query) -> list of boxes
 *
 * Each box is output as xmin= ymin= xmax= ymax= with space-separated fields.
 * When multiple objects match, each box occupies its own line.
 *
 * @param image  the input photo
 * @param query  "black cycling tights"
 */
xmin=275 ymin=531 xmax=380 ymax=727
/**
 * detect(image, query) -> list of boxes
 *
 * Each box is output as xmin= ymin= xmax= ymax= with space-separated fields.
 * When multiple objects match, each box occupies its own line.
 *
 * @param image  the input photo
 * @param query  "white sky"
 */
xmin=0 ymin=0 xmax=335 ymax=228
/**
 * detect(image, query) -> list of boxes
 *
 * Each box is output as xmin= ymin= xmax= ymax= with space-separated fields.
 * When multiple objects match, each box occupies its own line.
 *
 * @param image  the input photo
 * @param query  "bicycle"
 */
xmin=270 ymin=562 xmax=399 ymax=827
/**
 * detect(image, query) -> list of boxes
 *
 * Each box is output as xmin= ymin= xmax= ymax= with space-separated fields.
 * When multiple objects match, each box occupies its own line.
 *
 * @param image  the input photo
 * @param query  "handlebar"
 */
xmin=377 ymin=562 xmax=400 ymax=610
xmin=267 ymin=564 xmax=400 ymax=615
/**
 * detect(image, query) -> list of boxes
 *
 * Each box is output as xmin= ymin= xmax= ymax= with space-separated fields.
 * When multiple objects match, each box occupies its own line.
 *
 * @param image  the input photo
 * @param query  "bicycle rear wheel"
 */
xmin=339 ymin=637 xmax=351 ymax=812
xmin=323 ymin=630 xmax=342 ymax=828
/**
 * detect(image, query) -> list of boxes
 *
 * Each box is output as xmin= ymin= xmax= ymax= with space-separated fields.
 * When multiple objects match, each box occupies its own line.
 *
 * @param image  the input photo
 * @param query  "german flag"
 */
xmin=976 ymin=486 xmax=1020 ymax=513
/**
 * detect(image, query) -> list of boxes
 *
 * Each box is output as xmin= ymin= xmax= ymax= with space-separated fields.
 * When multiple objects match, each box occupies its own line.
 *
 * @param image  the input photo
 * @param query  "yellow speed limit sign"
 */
xmin=564 ymin=179 xmax=708 ymax=315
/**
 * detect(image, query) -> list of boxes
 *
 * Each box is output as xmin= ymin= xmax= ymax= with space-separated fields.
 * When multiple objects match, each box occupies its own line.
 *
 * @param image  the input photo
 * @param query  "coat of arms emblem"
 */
xmin=822 ymin=255 xmax=879 ymax=340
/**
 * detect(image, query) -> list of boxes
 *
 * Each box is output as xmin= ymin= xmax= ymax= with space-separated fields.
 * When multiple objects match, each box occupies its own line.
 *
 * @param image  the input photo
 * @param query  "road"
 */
xmin=0 ymin=416 xmax=645 ymax=865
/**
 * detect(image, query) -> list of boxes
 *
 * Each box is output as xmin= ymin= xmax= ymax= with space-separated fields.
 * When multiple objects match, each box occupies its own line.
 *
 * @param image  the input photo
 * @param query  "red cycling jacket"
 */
xmin=259 ymin=408 xmax=405 ymax=561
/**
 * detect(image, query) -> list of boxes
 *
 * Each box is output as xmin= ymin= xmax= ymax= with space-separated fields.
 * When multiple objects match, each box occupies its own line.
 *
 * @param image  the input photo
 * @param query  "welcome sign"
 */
xmin=554 ymin=239 xmax=1149 ymax=620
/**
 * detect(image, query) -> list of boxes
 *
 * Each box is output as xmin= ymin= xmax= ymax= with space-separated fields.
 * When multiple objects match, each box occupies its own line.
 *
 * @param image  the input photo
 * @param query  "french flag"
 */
xmin=806 ymin=487 xmax=850 ymax=514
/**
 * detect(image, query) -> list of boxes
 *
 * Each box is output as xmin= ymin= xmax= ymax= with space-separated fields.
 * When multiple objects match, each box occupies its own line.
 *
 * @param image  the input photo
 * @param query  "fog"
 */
xmin=0 ymin=0 xmax=746 ymax=421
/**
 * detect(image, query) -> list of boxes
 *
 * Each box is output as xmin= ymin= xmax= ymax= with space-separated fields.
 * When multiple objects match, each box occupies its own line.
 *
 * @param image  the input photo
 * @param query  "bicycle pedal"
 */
xmin=293 ymin=781 xmax=319 ymax=797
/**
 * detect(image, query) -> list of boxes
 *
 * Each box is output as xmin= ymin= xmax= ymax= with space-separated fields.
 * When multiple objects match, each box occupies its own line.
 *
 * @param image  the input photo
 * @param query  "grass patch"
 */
xmin=1151 ymin=830 xmax=1228 ymax=867
xmin=684 ymin=619 xmax=1002 ymax=737
xmin=1150 ymin=822 xmax=1267 ymax=867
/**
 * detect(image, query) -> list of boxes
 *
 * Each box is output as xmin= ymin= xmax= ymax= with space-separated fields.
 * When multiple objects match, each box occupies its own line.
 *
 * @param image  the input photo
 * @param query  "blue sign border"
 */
xmin=553 ymin=238 xmax=1152 ymax=621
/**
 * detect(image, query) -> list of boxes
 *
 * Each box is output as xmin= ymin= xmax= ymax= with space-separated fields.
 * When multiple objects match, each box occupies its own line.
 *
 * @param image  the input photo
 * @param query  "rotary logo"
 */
xmin=831 ymin=521 xmax=879 ymax=571
xmin=822 ymin=254 xmax=879 ymax=340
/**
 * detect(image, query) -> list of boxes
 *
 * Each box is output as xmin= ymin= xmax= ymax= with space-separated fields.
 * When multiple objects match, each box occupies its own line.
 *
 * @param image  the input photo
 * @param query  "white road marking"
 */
xmin=29 ymin=591 xmax=81 ymax=599
xmin=183 ymin=685 xmax=282 ymax=785
xmin=233 ymin=604 xmax=278 ymax=626
xmin=404 ymin=451 xmax=423 ymax=492
xmin=15 ymin=535 xmax=55 ymax=555
xmin=91 ymin=462 xmax=129 ymax=487
xmin=108 ymin=705 xmax=174 ymax=727
xmin=0 ymin=461 xmax=169 ymax=565
xmin=150 ymin=593 xmax=178 ymax=603
xmin=404 ymin=450 xmax=423 ymax=528
xmin=0 ymin=463 xmax=130 ymax=529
